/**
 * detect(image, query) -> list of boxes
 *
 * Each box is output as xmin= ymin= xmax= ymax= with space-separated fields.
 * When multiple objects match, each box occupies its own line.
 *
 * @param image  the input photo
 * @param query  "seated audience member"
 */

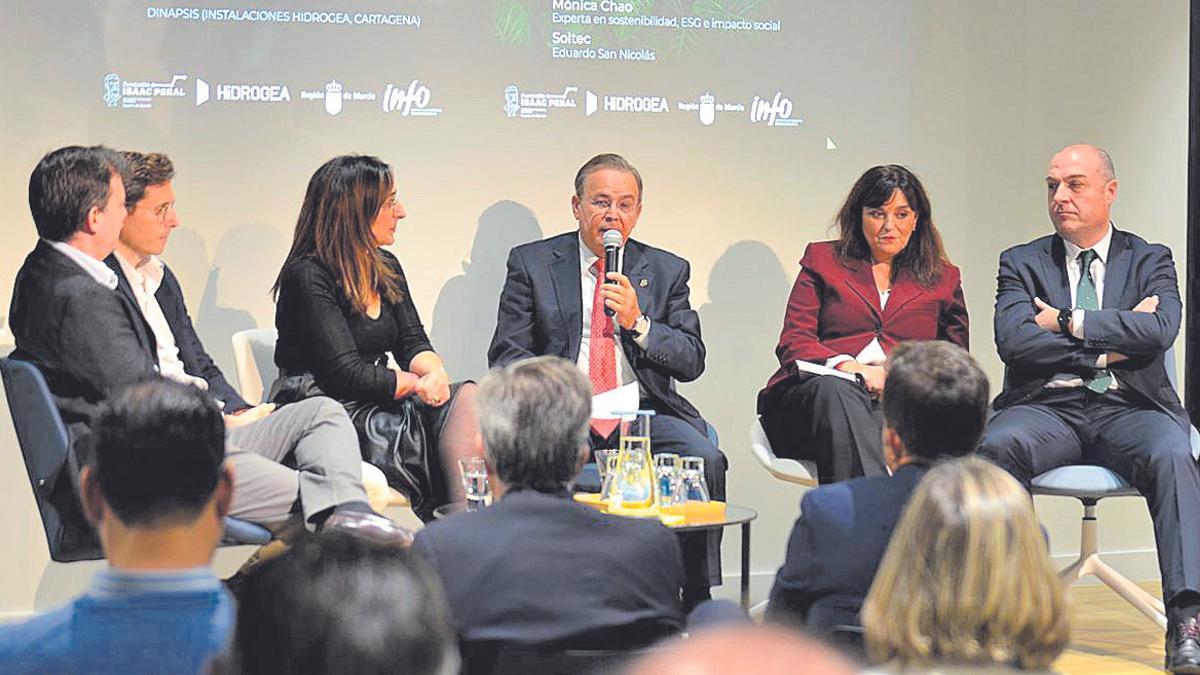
xmin=758 ymin=165 xmax=968 ymax=483
xmin=767 ymin=341 xmax=988 ymax=634
xmin=0 ymin=380 xmax=236 ymax=674
xmin=271 ymin=154 xmax=478 ymax=521
xmin=413 ymin=356 xmax=686 ymax=657
xmin=978 ymin=144 xmax=1200 ymax=672
xmin=623 ymin=625 xmax=858 ymax=675
xmin=211 ymin=531 xmax=458 ymax=675
xmin=862 ymin=457 xmax=1069 ymax=673
xmin=9 ymin=145 xmax=404 ymax=546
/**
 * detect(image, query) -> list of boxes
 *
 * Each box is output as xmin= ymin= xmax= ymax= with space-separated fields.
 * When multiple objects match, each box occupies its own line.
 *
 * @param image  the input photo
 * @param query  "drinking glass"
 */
xmin=458 ymin=456 xmax=491 ymax=511
xmin=680 ymin=456 xmax=710 ymax=502
xmin=595 ymin=448 xmax=619 ymax=500
xmin=653 ymin=453 xmax=683 ymax=507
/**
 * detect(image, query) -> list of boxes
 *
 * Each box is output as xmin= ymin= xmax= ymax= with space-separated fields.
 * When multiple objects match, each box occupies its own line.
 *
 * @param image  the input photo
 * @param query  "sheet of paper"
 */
xmin=592 ymin=381 xmax=639 ymax=420
xmin=795 ymin=359 xmax=858 ymax=382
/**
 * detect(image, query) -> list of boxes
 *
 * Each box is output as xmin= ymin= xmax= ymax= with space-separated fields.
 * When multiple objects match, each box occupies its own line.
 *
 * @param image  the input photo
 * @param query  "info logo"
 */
xmin=381 ymin=80 xmax=441 ymax=117
xmin=749 ymin=92 xmax=802 ymax=128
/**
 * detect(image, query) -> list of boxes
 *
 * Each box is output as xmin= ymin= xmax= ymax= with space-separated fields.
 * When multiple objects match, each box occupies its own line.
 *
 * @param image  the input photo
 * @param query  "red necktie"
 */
xmin=589 ymin=258 xmax=619 ymax=438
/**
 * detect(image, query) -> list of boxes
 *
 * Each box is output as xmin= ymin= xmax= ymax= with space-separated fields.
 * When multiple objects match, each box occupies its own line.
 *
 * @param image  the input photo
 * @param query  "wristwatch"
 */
xmin=1057 ymin=307 xmax=1073 ymax=335
xmin=632 ymin=314 xmax=650 ymax=338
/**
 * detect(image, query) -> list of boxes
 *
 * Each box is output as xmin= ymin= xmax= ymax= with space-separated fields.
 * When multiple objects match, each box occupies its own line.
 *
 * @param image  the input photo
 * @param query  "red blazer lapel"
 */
xmin=841 ymin=257 xmax=882 ymax=320
xmin=881 ymin=272 xmax=928 ymax=320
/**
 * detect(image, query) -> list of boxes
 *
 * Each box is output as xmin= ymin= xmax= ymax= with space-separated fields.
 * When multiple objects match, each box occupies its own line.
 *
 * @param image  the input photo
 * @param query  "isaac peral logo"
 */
xmin=102 ymin=73 xmax=187 ymax=109
xmin=103 ymin=74 xmax=121 ymax=107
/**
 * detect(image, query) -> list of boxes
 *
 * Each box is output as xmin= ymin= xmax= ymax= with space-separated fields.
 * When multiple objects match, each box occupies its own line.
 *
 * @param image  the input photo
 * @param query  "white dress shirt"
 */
xmin=576 ymin=234 xmax=650 ymax=388
xmin=46 ymin=239 xmax=118 ymax=290
xmin=113 ymin=249 xmax=208 ymax=390
xmin=1048 ymin=223 xmax=1116 ymax=389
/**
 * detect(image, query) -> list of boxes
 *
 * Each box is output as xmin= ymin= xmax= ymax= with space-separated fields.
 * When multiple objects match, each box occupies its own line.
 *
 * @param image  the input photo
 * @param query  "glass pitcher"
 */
xmin=604 ymin=410 xmax=657 ymax=515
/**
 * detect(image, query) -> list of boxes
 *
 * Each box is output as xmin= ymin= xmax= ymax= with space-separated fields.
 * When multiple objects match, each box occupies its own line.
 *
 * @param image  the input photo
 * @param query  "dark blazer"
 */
xmin=104 ymin=254 xmax=250 ymax=413
xmin=766 ymin=462 xmax=929 ymax=631
xmin=758 ymin=241 xmax=968 ymax=412
xmin=488 ymin=232 xmax=707 ymax=433
xmin=9 ymin=241 xmax=158 ymax=451
xmin=992 ymin=228 xmax=1186 ymax=429
xmin=8 ymin=241 xmax=158 ymax=558
xmin=412 ymin=490 xmax=685 ymax=647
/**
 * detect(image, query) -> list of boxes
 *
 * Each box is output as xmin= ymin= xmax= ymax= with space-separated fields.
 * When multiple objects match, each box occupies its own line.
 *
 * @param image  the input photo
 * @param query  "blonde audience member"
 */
xmin=863 ymin=457 xmax=1069 ymax=673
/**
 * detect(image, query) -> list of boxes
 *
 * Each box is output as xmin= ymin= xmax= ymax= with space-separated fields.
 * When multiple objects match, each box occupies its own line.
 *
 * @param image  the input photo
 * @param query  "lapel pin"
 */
xmin=639 ymin=278 xmax=649 ymax=288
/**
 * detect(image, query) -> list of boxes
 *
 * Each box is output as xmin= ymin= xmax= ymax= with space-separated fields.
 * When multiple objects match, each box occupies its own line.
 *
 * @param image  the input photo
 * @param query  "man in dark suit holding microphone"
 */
xmin=978 ymin=144 xmax=1200 ymax=672
xmin=488 ymin=153 xmax=726 ymax=607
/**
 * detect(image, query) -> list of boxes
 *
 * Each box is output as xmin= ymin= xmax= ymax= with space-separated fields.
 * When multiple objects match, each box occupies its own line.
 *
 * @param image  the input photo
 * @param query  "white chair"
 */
xmin=749 ymin=416 xmax=818 ymax=487
xmin=747 ymin=416 xmax=817 ymax=617
xmin=229 ymin=328 xmax=407 ymax=513
xmin=1029 ymin=348 xmax=1200 ymax=629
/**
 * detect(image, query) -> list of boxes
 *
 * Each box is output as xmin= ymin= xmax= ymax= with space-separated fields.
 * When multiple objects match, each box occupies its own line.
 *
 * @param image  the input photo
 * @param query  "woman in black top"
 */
xmin=270 ymin=155 xmax=478 ymax=520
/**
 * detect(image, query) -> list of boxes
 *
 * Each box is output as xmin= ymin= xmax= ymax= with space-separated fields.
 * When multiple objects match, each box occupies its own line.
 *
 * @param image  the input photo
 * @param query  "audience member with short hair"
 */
xmin=862 ymin=456 xmax=1069 ymax=673
xmin=767 ymin=341 xmax=989 ymax=635
xmin=413 ymin=355 xmax=686 ymax=660
xmin=0 ymin=379 xmax=235 ymax=673
xmin=623 ymin=625 xmax=858 ymax=675
xmin=211 ymin=531 xmax=458 ymax=675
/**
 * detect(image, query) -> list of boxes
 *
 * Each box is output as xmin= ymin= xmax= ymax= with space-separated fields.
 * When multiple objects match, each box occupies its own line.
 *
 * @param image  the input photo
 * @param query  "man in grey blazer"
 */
xmin=487 ymin=153 xmax=726 ymax=607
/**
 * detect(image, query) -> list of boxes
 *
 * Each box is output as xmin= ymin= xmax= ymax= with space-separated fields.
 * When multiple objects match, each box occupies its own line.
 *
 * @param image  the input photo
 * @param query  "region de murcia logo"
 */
xmin=299 ymin=80 xmax=376 ymax=116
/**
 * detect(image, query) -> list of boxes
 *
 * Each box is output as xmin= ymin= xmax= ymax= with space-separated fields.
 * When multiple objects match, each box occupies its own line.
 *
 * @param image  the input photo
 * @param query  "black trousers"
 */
xmin=592 ymin=413 xmax=727 ymax=588
xmin=978 ymin=387 xmax=1200 ymax=604
xmin=760 ymin=376 xmax=886 ymax=484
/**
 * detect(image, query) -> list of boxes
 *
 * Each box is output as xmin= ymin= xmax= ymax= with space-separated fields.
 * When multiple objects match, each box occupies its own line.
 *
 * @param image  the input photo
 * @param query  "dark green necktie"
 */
xmin=1076 ymin=249 xmax=1112 ymax=392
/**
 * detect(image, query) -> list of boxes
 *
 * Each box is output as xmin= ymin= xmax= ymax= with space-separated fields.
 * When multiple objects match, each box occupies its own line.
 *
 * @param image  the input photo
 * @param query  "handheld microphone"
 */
xmin=602 ymin=229 xmax=623 ymax=317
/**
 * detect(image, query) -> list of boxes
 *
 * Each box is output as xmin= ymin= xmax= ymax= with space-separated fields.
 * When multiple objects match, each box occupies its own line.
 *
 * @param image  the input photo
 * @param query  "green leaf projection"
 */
xmin=492 ymin=1 xmax=531 ymax=44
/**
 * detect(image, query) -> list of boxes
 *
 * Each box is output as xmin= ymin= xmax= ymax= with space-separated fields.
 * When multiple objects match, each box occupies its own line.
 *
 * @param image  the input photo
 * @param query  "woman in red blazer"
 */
xmin=758 ymin=165 xmax=969 ymax=482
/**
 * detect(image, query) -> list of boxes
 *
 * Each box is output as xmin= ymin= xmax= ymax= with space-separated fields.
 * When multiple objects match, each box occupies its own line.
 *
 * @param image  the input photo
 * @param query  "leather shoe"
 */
xmin=1167 ymin=616 xmax=1200 ymax=673
xmin=322 ymin=511 xmax=414 ymax=548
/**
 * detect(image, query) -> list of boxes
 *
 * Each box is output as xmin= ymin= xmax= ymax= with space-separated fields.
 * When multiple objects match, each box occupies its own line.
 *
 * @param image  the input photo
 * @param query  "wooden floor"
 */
xmin=1054 ymin=581 xmax=1164 ymax=674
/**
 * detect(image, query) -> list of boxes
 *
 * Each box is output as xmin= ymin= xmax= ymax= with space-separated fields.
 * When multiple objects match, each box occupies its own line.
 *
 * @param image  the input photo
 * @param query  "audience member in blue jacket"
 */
xmin=766 ymin=341 xmax=989 ymax=636
xmin=0 ymin=379 xmax=235 ymax=674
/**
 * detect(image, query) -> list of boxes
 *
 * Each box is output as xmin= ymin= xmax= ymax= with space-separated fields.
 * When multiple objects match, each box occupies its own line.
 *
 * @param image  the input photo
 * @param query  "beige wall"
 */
xmin=0 ymin=0 xmax=1189 ymax=614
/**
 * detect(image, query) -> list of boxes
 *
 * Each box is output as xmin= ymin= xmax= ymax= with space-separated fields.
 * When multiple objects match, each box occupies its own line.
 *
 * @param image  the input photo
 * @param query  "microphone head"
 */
xmin=602 ymin=229 xmax=624 ymax=250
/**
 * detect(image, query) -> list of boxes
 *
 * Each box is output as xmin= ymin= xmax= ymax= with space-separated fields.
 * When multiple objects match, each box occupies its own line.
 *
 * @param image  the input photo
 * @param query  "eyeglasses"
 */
xmin=137 ymin=201 xmax=176 ymax=223
xmin=588 ymin=198 xmax=638 ymax=215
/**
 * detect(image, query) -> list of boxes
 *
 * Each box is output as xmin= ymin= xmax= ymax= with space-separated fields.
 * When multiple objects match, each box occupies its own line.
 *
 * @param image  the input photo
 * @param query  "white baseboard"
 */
xmin=712 ymin=549 xmax=1164 ymax=607
xmin=0 ymin=610 xmax=34 ymax=624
